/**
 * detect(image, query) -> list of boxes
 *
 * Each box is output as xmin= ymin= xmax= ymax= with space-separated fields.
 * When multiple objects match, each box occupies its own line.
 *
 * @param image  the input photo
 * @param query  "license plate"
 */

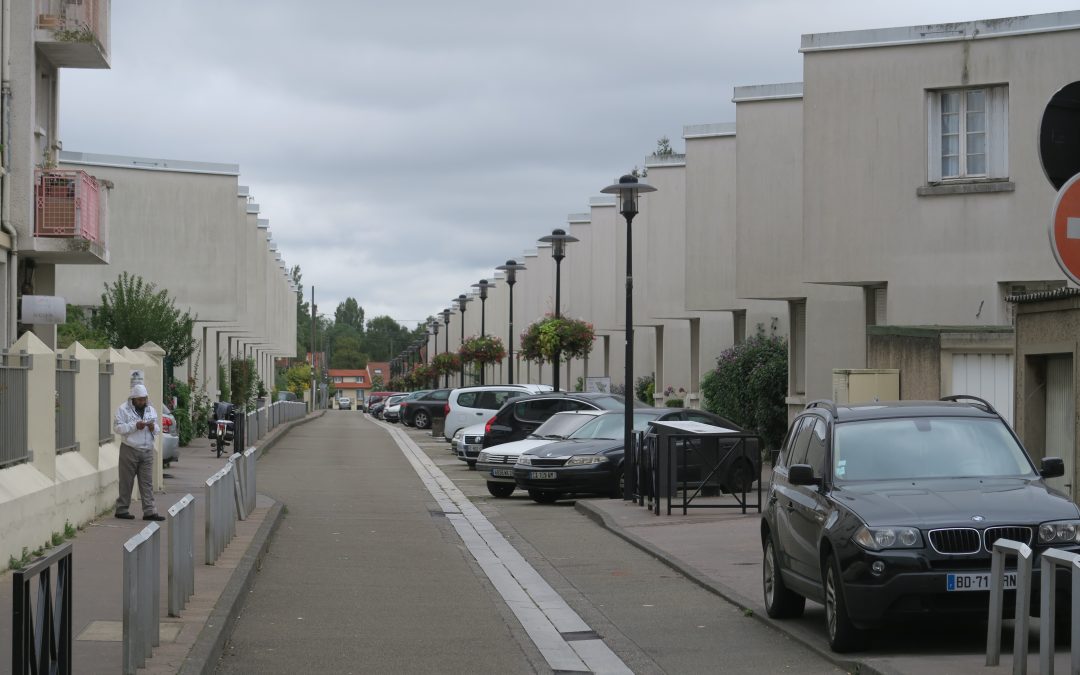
xmin=490 ymin=468 xmax=513 ymax=477
xmin=947 ymin=572 xmax=1017 ymax=592
xmin=530 ymin=471 xmax=557 ymax=480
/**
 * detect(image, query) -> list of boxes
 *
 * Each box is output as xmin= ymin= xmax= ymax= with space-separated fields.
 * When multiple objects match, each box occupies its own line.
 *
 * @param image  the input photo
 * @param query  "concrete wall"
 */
xmin=0 ymin=336 xmax=162 ymax=566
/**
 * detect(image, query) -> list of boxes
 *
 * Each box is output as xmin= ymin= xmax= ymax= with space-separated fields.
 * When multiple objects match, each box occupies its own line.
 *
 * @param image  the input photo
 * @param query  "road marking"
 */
xmin=375 ymin=420 xmax=632 ymax=675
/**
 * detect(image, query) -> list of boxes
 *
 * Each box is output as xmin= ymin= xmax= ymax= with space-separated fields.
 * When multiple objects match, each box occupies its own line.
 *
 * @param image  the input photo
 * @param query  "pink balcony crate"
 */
xmin=34 ymin=170 xmax=101 ymax=243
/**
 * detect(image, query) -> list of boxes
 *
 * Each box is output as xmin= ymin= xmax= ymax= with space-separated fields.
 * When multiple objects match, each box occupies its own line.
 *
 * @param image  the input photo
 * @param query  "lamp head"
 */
xmin=601 ymin=174 xmax=657 ymax=219
xmin=497 ymin=259 xmax=525 ymax=285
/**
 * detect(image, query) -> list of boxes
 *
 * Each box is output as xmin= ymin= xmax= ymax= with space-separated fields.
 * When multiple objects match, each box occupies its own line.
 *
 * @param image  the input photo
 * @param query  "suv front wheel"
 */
xmin=825 ymin=554 xmax=865 ymax=652
xmin=762 ymin=537 xmax=805 ymax=619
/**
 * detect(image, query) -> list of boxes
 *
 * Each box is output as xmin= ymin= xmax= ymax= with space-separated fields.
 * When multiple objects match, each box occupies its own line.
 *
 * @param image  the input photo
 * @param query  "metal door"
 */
xmin=1045 ymin=355 xmax=1075 ymax=497
xmin=950 ymin=353 xmax=1014 ymax=425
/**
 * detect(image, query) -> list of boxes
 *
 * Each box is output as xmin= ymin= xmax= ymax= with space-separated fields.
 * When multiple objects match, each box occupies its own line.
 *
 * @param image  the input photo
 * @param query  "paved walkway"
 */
xmin=576 ymin=493 xmax=1070 ymax=675
xmin=0 ymin=416 xmax=311 ymax=674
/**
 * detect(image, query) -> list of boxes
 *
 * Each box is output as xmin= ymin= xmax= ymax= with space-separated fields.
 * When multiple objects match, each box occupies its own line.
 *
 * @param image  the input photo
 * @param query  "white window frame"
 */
xmin=927 ymin=85 xmax=1008 ymax=183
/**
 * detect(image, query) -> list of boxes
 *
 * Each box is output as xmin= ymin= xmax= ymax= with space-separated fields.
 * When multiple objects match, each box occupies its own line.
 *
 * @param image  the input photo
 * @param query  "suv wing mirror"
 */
xmin=788 ymin=464 xmax=821 ymax=486
xmin=1041 ymin=457 xmax=1066 ymax=479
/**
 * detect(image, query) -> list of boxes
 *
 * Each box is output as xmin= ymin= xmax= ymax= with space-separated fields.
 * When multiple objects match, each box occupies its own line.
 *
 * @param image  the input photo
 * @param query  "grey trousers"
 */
xmin=116 ymin=442 xmax=156 ymax=516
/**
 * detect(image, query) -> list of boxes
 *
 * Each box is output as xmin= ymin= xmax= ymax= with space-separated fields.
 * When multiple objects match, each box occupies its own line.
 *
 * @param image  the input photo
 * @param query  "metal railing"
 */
xmin=1038 ymin=548 xmax=1080 ymax=674
xmin=12 ymin=542 xmax=73 ymax=675
xmin=986 ymin=538 xmax=1033 ymax=672
xmin=167 ymin=494 xmax=195 ymax=617
xmin=35 ymin=0 xmax=111 ymax=51
xmin=98 ymin=361 xmax=113 ymax=444
xmin=1 ymin=350 xmax=31 ymax=468
xmin=122 ymin=522 xmax=160 ymax=675
xmin=205 ymin=462 xmax=237 ymax=565
xmin=55 ymin=355 xmax=79 ymax=455
xmin=33 ymin=170 xmax=103 ymax=243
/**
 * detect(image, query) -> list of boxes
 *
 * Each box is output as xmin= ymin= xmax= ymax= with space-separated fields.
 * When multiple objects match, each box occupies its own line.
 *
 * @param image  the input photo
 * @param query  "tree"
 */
xmin=58 ymin=305 xmax=108 ymax=349
xmin=285 ymin=363 xmax=311 ymax=396
xmin=654 ymin=136 xmax=674 ymax=157
xmin=334 ymin=298 xmax=365 ymax=332
xmin=93 ymin=272 xmax=198 ymax=365
xmin=330 ymin=334 xmax=368 ymax=369
xmin=363 ymin=315 xmax=412 ymax=361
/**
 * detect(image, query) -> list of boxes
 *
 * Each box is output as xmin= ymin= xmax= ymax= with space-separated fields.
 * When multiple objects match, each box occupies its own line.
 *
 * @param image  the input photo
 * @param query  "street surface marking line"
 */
xmin=376 ymin=420 xmax=632 ymax=675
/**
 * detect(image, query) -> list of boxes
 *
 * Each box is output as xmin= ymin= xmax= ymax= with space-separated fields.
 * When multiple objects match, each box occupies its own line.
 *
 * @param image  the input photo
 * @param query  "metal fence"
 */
xmin=55 ymin=355 xmax=79 ymax=455
xmin=122 ymin=522 xmax=160 ymax=675
xmin=1 ymin=350 xmax=31 ymax=468
xmin=99 ymin=361 xmax=113 ymax=444
xmin=167 ymin=494 xmax=196 ymax=617
xmin=205 ymin=462 xmax=237 ymax=565
xmin=12 ymin=542 xmax=73 ymax=675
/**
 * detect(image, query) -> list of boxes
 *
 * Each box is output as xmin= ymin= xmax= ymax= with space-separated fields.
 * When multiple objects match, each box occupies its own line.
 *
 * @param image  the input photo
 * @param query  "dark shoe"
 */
xmin=115 ymin=512 xmax=135 ymax=520
xmin=143 ymin=514 xmax=165 ymax=522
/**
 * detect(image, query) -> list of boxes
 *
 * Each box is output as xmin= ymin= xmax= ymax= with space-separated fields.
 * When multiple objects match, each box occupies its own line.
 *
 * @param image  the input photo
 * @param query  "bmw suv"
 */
xmin=480 ymin=392 xmax=633 ymax=448
xmin=762 ymin=396 xmax=1078 ymax=652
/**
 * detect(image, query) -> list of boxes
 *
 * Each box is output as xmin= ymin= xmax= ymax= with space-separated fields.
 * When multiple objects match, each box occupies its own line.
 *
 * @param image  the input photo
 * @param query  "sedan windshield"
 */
xmin=529 ymin=413 xmax=596 ymax=439
xmin=569 ymin=412 xmax=664 ymax=440
xmin=833 ymin=417 xmax=1037 ymax=481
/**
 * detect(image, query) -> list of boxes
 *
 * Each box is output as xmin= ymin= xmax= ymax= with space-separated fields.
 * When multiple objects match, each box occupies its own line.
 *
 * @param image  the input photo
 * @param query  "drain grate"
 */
xmin=561 ymin=630 xmax=601 ymax=642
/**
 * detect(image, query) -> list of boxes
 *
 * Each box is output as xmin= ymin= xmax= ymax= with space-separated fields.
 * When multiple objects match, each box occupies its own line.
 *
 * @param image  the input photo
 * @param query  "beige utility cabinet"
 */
xmin=832 ymin=369 xmax=900 ymax=404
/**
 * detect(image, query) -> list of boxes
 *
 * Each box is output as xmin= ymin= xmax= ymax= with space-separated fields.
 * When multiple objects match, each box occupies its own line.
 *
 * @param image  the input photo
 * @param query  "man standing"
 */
xmin=114 ymin=383 xmax=165 ymax=521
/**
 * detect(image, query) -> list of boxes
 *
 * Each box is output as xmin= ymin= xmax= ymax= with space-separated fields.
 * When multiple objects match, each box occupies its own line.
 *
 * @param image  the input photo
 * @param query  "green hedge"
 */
xmin=700 ymin=333 xmax=788 ymax=449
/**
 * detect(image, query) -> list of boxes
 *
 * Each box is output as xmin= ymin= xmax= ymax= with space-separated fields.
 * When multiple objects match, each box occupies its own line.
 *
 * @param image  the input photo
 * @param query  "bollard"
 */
xmin=1038 ymin=547 xmax=1080 ymax=674
xmin=167 ymin=494 xmax=195 ymax=617
xmin=986 ymin=538 xmax=1032 ymax=673
xmin=122 ymin=522 xmax=160 ymax=674
xmin=244 ymin=447 xmax=257 ymax=514
xmin=204 ymin=464 xmax=236 ymax=565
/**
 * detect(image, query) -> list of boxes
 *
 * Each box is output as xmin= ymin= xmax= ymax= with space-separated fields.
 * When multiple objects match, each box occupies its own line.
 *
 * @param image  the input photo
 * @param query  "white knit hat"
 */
xmin=129 ymin=384 xmax=149 ymax=399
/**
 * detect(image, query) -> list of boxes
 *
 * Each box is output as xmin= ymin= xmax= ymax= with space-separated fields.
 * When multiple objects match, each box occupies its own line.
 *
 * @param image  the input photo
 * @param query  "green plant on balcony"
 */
xmin=519 ymin=315 xmax=594 ymax=364
xmin=53 ymin=24 xmax=97 ymax=44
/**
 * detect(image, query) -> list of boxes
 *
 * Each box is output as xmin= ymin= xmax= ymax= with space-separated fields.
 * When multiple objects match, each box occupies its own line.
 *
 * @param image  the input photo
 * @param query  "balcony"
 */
xmin=35 ymin=0 xmax=111 ymax=69
xmin=31 ymin=170 xmax=108 ymax=264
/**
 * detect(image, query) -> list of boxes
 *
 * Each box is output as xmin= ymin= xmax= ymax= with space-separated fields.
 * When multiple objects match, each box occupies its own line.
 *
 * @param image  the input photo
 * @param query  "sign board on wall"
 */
xmin=19 ymin=295 xmax=66 ymax=324
xmin=585 ymin=377 xmax=611 ymax=393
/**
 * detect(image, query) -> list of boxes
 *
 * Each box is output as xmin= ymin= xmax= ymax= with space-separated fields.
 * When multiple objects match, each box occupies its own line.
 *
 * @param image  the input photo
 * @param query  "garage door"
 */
xmin=950 ymin=353 xmax=1014 ymax=425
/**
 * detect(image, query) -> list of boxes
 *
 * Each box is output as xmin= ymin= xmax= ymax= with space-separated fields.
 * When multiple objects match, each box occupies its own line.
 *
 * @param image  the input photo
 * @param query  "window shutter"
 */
xmin=927 ymin=92 xmax=942 ymax=183
xmin=988 ymin=85 xmax=1009 ymax=179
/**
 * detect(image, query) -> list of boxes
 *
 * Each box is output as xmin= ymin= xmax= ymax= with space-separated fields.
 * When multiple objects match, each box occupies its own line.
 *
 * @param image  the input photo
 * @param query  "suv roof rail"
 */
xmin=805 ymin=399 xmax=839 ymax=420
xmin=940 ymin=394 xmax=998 ymax=415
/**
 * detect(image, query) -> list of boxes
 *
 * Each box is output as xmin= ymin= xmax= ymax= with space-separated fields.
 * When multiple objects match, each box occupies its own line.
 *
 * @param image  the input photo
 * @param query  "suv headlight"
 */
xmin=516 ymin=456 xmax=532 ymax=466
xmin=453 ymin=429 xmax=464 ymax=441
xmin=565 ymin=455 xmax=609 ymax=466
xmin=477 ymin=452 xmax=490 ymax=463
xmin=1039 ymin=520 xmax=1080 ymax=545
xmin=853 ymin=526 xmax=922 ymax=551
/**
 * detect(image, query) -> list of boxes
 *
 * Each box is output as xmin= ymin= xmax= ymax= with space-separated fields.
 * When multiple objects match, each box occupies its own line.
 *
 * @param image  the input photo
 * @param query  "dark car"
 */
xmin=381 ymin=393 xmax=412 ymax=423
xmin=366 ymin=392 xmax=400 ymax=415
xmin=761 ymin=396 xmax=1078 ymax=653
xmin=481 ymin=392 xmax=638 ymax=449
xmin=400 ymin=388 xmax=452 ymax=429
xmin=513 ymin=408 xmax=747 ymax=503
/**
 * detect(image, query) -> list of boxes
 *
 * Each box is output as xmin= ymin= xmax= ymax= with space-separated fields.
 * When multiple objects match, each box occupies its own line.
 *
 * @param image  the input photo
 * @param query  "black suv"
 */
xmin=762 ymin=396 xmax=1078 ymax=652
xmin=400 ymin=388 xmax=452 ymax=429
xmin=481 ymin=392 xmax=632 ymax=448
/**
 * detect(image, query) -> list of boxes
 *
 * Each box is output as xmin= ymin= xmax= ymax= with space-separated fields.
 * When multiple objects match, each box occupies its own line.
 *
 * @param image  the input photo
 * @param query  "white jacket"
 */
xmin=114 ymin=399 xmax=158 ymax=450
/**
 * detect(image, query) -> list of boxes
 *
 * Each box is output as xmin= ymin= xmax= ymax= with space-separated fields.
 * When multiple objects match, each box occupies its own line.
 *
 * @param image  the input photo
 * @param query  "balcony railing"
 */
xmin=34 ymin=170 xmax=103 ymax=244
xmin=35 ymin=0 xmax=111 ymax=69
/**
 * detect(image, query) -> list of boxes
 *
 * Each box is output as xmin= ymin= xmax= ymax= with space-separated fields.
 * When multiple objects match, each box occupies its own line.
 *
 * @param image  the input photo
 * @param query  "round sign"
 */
xmin=1049 ymin=172 xmax=1080 ymax=286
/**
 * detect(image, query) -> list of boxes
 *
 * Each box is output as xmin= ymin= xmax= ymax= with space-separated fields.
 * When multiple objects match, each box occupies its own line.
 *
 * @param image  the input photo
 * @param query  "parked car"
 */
xmin=443 ymin=384 xmax=554 ymax=441
xmin=161 ymin=404 xmax=179 ymax=468
xmin=337 ymin=396 xmax=352 ymax=410
xmin=400 ymin=388 xmax=452 ymax=429
xmin=481 ymin=392 xmax=637 ymax=449
xmin=513 ymin=408 xmax=746 ymax=503
xmin=381 ymin=394 xmax=411 ymax=423
xmin=477 ymin=411 xmax=604 ymax=497
xmin=761 ymin=396 xmax=1079 ymax=653
xmin=451 ymin=422 xmax=487 ymax=468
xmin=365 ymin=392 xmax=400 ymax=414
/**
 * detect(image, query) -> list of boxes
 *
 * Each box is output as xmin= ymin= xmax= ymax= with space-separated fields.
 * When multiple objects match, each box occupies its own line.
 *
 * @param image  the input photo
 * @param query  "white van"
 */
xmin=443 ymin=384 xmax=552 ymax=441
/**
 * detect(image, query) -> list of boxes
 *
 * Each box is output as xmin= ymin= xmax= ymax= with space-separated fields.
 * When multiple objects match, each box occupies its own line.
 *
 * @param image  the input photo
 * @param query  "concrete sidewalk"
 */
xmin=0 ymin=412 xmax=321 ymax=675
xmin=576 ymin=493 xmax=1071 ymax=675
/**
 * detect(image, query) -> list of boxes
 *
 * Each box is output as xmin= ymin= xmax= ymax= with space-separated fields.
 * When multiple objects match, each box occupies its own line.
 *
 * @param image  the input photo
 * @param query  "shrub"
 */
xmin=701 ymin=333 xmax=788 ymax=449
xmin=168 ymin=379 xmax=195 ymax=446
xmin=664 ymin=398 xmax=684 ymax=408
xmin=634 ymin=374 xmax=654 ymax=404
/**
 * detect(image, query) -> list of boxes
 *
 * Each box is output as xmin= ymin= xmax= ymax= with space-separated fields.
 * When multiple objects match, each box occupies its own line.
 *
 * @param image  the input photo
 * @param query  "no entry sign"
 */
xmin=1050 ymin=172 xmax=1080 ymax=286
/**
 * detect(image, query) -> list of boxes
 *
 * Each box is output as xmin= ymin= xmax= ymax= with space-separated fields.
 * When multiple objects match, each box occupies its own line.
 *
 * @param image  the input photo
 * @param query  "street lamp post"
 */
xmin=602 ymin=174 xmax=656 ymax=501
xmin=496 ymin=260 xmax=526 ymax=385
xmin=539 ymin=228 xmax=578 ymax=391
xmin=472 ymin=279 xmax=493 ymax=385
xmin=456 ymin=294 xmax=472 ymax=387
xmin=430 ymin=319 xmax=440 ymax=361
xmin=441 ymin=308 xmax=451 ymax=388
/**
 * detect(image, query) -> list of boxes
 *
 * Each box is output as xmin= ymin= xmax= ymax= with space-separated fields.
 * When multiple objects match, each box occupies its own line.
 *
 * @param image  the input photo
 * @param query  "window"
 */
xmin=733 ymin=311 xmax=746 ymax=346
xmin=804 ymin=419 xmax=828 ymax=476
xmin=928 ymin=86 xmax=1008 ymax=182
xmin=783 ymin=417 xmax=815 ymax=467
xmin=515 ymin=398 xmax=565 ymax=422
xmin=456 ymin=392 xmax=478 ymax=408
xmin=865 ymin=286 xmax=886 ymax=326
xmin=790 ymin=300 xmax=806 ymax=396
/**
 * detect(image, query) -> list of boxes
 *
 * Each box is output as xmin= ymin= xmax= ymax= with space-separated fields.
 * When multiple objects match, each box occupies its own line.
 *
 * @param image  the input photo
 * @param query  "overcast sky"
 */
xmin=60 ymin=1 xmax=1077 ymax=328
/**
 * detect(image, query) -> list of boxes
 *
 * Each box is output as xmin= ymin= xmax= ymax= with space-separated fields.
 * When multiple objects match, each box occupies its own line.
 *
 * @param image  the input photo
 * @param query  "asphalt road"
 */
xmin=216 ymin=412 xmax=844 ymax=674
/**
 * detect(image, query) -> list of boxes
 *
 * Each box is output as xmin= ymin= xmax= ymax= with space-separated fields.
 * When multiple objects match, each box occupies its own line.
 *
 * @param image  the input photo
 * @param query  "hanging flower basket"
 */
xmin=431 ymin=352 xmax=462 ymax=376
xmin=458 ymin=335 xmax=506 ymax=365
xmin=388 ymin=377 xmax=406 ymax=392
xmin=519 ymin=315 xmax=595 ymax=364
xmin=409 ymin=363 xmax=437 ymax=389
